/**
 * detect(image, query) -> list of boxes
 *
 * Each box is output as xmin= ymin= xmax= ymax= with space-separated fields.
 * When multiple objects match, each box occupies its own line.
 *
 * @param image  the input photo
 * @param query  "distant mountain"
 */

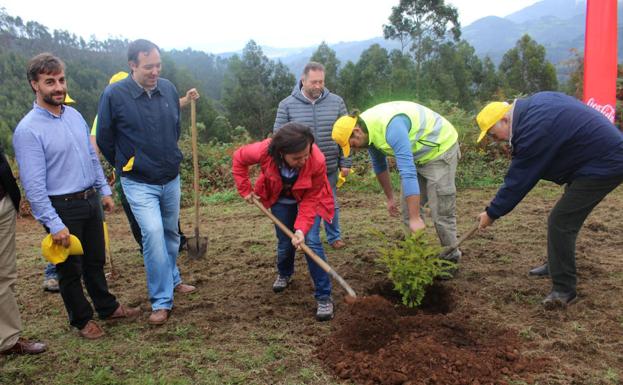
xmin=237 ymin=0 xmax=621 ymax=79
xmin=462 ymin=0 xmax=623 ymax=66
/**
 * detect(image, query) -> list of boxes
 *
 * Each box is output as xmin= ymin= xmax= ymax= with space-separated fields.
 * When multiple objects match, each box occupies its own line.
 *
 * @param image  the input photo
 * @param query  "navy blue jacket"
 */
xmin=96 ymin=76 xmax=182 ymax=185
xmin=487 ymin=92 xmax=623 ymax=219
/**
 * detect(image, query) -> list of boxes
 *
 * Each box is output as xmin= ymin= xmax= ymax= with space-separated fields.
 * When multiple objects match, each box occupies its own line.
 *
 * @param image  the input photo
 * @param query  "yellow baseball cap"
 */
xmin=109 ymin=71 xmax=129 ymax=84
xmin=41 ymin=234 xmax=84 ymax=265
xmin=332 ymin=115 xmax=358 ymax=157
xmin=64 ymin=94 xmax=76 ymax=104
xmin=476 ymin=102 xmax=512 ymax=143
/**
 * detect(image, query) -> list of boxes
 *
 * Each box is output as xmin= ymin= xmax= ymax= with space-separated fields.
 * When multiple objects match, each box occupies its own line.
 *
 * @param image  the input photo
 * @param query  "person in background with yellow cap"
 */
xmin=475 ymin=91 xmax=623 ymax=309
xmin=13 ymin=53 xmax=140 ymax=340
xmin=0 ymin=144 xmax=47 ymax=355
xmin=332 ymin=101 xmax=461 ymax=268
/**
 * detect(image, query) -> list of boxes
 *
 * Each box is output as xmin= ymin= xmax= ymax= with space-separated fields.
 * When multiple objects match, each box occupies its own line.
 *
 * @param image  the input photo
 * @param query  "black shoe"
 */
xmin=529 ymin=263 xmax=549 ymax=277
xmin=542 ymin=290 xmax=578 ymax=310
xmin=179 ymin=235 xmax=187 ymax=252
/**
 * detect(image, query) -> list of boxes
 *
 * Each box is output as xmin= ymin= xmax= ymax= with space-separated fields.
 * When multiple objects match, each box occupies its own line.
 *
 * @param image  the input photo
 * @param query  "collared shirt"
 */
xmin=300 ymin=87 xmax=323 ymax=104
xmin=13 ymin=103 xmax=111 ymax=233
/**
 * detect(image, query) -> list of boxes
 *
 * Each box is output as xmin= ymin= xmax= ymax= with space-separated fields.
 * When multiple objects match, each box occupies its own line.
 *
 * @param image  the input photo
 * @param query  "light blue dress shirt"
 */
xmin=13 ymin=103 xmax=111 ymax=234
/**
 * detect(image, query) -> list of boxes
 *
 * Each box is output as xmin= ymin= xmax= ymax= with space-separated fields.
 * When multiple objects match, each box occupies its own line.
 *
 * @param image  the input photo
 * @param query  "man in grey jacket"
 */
xmin=273 ymin=62 xmax=350 ymax=253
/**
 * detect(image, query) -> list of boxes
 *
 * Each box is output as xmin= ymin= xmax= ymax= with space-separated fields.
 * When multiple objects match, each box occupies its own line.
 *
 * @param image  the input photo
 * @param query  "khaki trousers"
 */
xmin=401 ymin=142 xmax=460 ymax=260
xmin=0 ymin=195 xmax=21 ymax=351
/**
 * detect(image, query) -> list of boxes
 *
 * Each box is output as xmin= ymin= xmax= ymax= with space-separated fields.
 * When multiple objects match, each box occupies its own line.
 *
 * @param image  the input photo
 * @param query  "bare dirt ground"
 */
xmin=1 ymin=182 xmax=622 ymax=385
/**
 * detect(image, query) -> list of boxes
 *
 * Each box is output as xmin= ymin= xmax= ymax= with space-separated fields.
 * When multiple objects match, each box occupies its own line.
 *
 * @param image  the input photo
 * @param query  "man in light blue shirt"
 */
xmin=13 ymin=53 xmax=139 ymax=339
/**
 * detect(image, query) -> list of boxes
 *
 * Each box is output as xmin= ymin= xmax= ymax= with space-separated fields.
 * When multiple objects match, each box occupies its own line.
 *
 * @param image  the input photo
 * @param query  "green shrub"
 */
xmin=376 ymin=231 xmax=456 ymax=307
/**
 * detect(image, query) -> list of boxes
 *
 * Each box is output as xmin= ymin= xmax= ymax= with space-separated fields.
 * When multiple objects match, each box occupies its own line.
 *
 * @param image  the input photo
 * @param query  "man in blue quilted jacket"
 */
xmin=273 ymin=62 xmax=350 ymax=257
xmin=476 ymin=92 xmax=623 ymax=310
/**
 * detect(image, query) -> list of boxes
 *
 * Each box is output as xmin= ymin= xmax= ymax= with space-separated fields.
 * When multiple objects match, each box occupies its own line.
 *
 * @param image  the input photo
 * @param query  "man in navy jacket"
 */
xmin=97 ymin=40 xmax=195 ymax=325
xmin=476 ymin=92 xmax=623 ymax=309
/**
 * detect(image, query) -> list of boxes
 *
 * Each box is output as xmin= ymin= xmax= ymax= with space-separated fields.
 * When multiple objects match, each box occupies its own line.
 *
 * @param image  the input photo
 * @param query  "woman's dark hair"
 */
xmin=268 ymin=122 xmax=315 ymax=165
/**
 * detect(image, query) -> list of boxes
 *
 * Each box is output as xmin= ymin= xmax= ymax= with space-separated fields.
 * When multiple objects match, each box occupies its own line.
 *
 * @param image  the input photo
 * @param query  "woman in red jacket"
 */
xmin=232 ymin=123 xmax=335 ymax=321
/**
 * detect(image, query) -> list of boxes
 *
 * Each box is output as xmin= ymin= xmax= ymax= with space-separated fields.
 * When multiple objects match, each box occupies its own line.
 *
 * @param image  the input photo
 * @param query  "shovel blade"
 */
xmin=187 ymin=236 xmax=208 ymax=259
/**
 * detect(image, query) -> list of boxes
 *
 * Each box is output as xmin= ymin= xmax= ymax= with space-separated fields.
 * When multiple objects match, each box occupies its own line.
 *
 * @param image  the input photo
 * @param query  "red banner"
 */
xmin=583 ymin=0 xmax=618 ymax=122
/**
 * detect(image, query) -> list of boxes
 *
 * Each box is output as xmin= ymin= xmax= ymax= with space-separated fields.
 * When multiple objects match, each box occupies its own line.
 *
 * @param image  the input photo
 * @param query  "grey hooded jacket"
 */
xmin=273 ymin=82 xmax=350 ymax=173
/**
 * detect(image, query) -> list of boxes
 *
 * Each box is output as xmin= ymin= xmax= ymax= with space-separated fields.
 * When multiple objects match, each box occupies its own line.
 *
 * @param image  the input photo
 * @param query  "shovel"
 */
xmin=251 ymin=196 xmax=357 ymax=298
xmin=187 ymin=99 xmax=208 ymax=259
xmin=435 ymin=222 xmax=480 ymax=259
xmin=103 ymin=221 xmax=119 ymax=279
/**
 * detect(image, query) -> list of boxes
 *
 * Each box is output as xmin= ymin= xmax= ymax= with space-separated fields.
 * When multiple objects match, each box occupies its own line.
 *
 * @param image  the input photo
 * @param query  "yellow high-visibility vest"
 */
xmin=362 ymin=101 xmax=458 ymax=164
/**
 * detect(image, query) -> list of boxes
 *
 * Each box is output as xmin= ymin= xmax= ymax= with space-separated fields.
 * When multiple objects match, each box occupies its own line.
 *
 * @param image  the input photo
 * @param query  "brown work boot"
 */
xmin=330 ymin=240 xmax=346 ymax=249
xmin=148 ymin=309 xmax=170 ymax=325
xmin=174 ymin=283 xmax=196 ymax=294
xmin=105 ymin=304 xmax=141 ymax=322
xmin=79 ymin=320 xmax=105 ymax=339
xmin=1 ymin=338 xmax=47 ymax=355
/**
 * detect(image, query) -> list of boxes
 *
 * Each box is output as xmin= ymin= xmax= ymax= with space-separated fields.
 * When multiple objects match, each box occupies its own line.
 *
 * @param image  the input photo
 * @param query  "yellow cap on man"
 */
xmin=476 ymin=102 xmax=512 ymax=143
xmin=332 ymin=115 xmax=358 ymax=157
xmin=41 ymin=234 xmax=84 ymax=265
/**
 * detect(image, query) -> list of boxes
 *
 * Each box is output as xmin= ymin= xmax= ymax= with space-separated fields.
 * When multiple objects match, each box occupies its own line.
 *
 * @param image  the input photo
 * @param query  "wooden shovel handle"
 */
xmin=191 ymin=99 xmax=199 ymax=234
xmin=438 ymin=222 xmax=480 ymax=258
xmin=251 ymin=197 xmax=356 ymax=297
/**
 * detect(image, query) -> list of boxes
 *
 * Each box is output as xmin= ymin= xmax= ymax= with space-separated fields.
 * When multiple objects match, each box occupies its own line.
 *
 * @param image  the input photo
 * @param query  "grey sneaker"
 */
xmin=316 ymin=299 xmax=334 ymax=321
xmin=272 ymin=275 xmax=292 ymax=293
xmin=43 ymin=278 xmax=60 ymax=292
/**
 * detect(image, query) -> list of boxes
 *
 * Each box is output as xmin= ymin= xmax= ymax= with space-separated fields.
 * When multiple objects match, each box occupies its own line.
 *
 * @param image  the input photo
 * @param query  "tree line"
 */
xmin=0 ymin=3 xmax=572 ymax=155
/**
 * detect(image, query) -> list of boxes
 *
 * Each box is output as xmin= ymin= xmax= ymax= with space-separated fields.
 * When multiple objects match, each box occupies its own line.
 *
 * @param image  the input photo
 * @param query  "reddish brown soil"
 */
xmin=318 ymin=288 xmax=549 ymax=385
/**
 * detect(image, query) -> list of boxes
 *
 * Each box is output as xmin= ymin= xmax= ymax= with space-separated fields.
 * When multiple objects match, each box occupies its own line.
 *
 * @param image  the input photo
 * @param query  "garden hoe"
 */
xmin=187 ymin=99 xmax=208 ymax=259
xmin=251 ymin=196 xmax=357 ymax=299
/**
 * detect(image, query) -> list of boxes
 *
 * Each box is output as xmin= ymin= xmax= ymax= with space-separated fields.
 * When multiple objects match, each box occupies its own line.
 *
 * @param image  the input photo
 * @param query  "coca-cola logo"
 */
xmin=586 ymin=98 xmax=615 ymax=122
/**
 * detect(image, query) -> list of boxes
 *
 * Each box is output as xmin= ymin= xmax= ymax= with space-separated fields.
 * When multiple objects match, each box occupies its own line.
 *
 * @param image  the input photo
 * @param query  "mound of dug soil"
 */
xmin=318 ymin=292 xmax=548 ymax=385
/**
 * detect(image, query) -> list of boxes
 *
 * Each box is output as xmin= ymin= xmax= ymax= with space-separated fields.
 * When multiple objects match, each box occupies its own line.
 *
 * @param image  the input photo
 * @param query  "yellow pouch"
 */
xmin=122 ymin=156 xmax=135 ymax=172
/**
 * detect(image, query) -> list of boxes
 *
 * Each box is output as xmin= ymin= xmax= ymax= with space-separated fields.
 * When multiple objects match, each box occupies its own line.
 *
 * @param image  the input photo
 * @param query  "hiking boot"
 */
xmin=316 ymin=299 xmax=334 ymax=321
xmin=529 ymin=263 xmax=549 ymax=277
xmin=542 ymin=290 xmax=578 ymax=310
xmin=79 ymin=320 xmax=105 ymax=339
xmin=272 ymin=275 xmax=292 ymax=293
xmin=330 ymin=240 xmax=346 ymax=249
xmin=42 ymin=278 xmax=60 ymax=292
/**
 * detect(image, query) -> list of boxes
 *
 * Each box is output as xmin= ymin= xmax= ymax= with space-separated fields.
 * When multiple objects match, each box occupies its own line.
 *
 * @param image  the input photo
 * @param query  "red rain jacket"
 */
xmin=232 ymin=139 xmax=334 ymax=235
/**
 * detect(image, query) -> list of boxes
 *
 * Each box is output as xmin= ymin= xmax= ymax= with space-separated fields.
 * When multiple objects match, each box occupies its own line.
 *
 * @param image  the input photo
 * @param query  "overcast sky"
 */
xmin=1 ymin=0 xmax=540 ymax=53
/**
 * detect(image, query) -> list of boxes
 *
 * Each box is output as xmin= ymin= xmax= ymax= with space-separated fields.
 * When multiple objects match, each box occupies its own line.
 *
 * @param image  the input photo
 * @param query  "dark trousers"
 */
xmin=548 ymin=175 xmax=623 ymax=293
xmin=51 ymin=193 xmax=118 ymax=329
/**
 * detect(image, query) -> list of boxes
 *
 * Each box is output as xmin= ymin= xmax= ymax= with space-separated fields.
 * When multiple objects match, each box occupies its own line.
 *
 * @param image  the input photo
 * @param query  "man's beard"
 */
xmin=304 ymin=87 xmax=321 ymax=99
xmin=43 ymin=91 xmax=66 ymax=106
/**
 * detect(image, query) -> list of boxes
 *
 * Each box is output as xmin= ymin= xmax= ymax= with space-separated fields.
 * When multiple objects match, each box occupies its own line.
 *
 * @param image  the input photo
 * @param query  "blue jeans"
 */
xmin=271 ymin=202 xmax=331 ymax=301
xmin=324 ymin=170 xmax=341 ymax=244
xmin=44 ymin=262 xmax=57 ymax=280
xmin=121 ymin=175 xmax=181 ymax=311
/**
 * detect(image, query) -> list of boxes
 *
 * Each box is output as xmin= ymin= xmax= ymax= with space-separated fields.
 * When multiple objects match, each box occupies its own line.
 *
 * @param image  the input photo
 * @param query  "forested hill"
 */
xmin=1 ymin=4 xmax=576 ymax=154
